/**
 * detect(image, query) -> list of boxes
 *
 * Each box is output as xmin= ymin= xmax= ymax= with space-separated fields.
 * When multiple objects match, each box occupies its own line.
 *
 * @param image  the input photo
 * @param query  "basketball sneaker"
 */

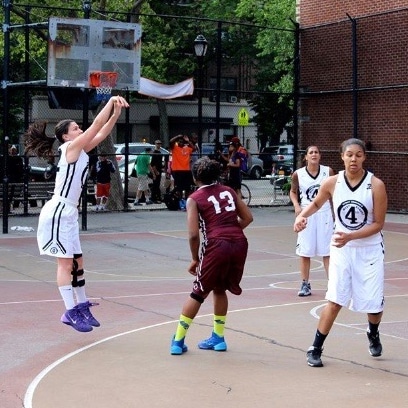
xmin=306 ymin=346 xmax=323 ymax=367
xmin=198 ymin=332 xmax=227 ymax=351
xmin=78 ymin=301 xmax=101 ymax=327
xmin=367 ymin=330 xmax=382 ymax=357
xmin=61 ymin=306 xmax=93 ymax=332
xmin=170 ymin=336 xmax=188 ymax=355
xmin=298 ymin=281 xmax=311 ymax=297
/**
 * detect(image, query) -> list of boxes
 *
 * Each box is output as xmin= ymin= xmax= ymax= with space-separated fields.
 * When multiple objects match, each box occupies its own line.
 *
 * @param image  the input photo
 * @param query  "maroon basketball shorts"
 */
xmin=192 ymin=237 xmax=248 ymax=297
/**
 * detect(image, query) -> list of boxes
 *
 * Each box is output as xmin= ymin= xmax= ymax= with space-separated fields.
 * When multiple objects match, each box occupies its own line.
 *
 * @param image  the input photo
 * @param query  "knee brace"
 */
xmin=190 ymin=292 xmax=204 ymax=304
xmin=71 ymin=255 xmax=85 ymax=287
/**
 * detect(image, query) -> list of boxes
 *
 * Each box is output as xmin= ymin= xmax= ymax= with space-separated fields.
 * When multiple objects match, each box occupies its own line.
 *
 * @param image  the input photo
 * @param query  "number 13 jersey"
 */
xmin=189 ymin=183 xmax=245 ymax=241
xmin=333 ymin=170 xmax=383 ymax=247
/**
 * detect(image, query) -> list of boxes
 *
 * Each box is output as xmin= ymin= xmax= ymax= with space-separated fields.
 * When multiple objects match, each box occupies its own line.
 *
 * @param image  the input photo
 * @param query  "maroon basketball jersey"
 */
xmin=189 ymin=183 xmax=245 ymax=240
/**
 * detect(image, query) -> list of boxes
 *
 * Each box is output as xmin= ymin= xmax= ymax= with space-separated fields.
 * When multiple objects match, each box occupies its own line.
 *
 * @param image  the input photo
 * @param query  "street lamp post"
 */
xmin=194 ymin=34 xmax=208 ymax=155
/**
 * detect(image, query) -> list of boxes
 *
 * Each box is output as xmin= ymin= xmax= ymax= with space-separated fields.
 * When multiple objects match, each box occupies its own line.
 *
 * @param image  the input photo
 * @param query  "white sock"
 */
xmin=73 ymin=281 xmax=87 ymax=304
xmin=59 ymin=285 xmax=76 ymax=310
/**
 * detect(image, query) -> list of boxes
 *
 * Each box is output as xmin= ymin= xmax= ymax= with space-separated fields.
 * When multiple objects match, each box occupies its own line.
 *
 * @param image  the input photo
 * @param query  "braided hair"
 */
xmin=192 ymin=157 xmax=221 ymax=185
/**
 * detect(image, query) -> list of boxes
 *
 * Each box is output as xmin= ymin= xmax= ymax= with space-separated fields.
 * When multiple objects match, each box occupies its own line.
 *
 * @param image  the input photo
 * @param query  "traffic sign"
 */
xmin=238 ymin=108 xmax=249 ymax=126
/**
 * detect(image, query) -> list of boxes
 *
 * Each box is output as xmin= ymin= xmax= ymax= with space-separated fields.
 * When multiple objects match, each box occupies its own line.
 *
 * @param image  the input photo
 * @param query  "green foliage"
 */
xmin=0 ymin=0 xmax=295 ymax=145
xmin=282 ymin=180 xmax=291 ymax=194
xmin=234 ymin=0 xmax=295 ymax=146
xmin=236 ymin=0 xmax=295 ymax=95
xmin=139 ymin=3 xmax=195 ymax=83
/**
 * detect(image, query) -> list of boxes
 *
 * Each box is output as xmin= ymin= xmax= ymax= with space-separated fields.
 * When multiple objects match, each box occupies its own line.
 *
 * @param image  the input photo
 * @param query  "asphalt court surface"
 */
xmin=1 ymin=208 xmax=408 ymax=408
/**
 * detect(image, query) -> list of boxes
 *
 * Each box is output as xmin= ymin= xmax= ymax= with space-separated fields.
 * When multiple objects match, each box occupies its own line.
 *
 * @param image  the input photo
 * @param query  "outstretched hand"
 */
xmin=111 ymin=96 xmax=129 ymax=109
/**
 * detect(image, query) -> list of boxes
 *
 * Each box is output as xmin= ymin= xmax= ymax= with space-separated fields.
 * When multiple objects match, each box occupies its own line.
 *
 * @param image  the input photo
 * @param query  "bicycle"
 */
xmin=239 ymin=182 xmax=252 ymax=206
xmin=219 ymin=176 xmax=252 ymax=206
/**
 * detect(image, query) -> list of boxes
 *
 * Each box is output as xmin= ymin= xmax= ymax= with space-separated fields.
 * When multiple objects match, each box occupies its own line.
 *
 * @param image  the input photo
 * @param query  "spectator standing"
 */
xmin=169 ymin=134 xmax=196 ymax=196
xmin=170 ymin=157 xmax=253 ymax=355
xmin=290 ymin=146 xmax=334 ymax=296
xmin=24 ymin=96 xmax=129 ymax=332
xmin=150 ymin=140 xmax=164 ymax=203
xmin=95 ymin=154 xmax=115 ymax=211
xmin=294 ymin=138 xmax=387 ymax=367
xmin=225 ymin=141 xmax=242 ymax=198
xmin=133 ymin=146 xmax=154 ymax=206
xmin=230 ymin=136 xmax=248 ymax=171
xmin=190 ymin=132 xmax=200 ymax=169
xmin=8 ymin=145 xmax=24 ymax=212
xmin=87 ymin=148 xmax=98 ymax=184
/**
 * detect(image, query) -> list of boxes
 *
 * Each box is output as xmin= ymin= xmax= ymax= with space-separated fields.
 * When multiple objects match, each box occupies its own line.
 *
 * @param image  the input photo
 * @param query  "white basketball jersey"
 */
xmin=53 ymin=142 xmax=89 ymax=205
xmin=298 ymin=165 xmax=331 ymax=211
xmin=332 ymin=170 xmax=382 ymax=247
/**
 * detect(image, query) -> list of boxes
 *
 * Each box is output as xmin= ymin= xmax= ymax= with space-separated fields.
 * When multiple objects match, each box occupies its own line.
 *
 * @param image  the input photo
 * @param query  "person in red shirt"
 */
xmin=169 ymin=134 xmax=196 ymax=196
xmin=170 ymin=156 xmax=253 ymax=355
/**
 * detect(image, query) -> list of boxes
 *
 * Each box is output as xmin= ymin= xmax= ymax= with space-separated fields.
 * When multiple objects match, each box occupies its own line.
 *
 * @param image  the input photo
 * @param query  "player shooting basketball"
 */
xmin=24 ymin=96 xmax=129 ymax=332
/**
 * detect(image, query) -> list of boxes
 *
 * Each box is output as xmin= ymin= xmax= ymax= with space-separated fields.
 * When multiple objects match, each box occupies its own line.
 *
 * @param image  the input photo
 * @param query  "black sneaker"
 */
xmin=306 ymin=346 xmax=323 ymax=367
xmin=298 ymin=281 xmax=311 ymax=297
xmin=367 ymin=331 xmax=382 ymax=357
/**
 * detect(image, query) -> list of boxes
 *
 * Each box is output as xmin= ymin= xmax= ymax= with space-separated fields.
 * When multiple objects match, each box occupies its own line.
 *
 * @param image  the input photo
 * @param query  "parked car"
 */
xmin=272 ymin=144 xmax=294 ymax=162
xmin=118 ymin=157 xmax=170 ymax=199
xmin=28 ymin=165 xmax=48 ymax=181
xmin=114 ymin=142 xmax=170 ymax=166
xmin=260 ymin=144 xmax=294 ymax=175
xmin=201 ymin=143 xmax=264 ymax=179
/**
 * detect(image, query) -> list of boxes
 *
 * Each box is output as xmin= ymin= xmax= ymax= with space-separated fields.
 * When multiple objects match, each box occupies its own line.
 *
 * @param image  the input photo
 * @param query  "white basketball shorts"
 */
xmin=326 ymin=243 xmax=385 ymax=313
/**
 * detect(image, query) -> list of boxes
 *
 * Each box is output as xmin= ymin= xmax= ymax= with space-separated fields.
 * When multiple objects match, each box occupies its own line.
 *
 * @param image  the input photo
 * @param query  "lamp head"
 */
xmin=194 ymin=34 xmax=208 ymax=58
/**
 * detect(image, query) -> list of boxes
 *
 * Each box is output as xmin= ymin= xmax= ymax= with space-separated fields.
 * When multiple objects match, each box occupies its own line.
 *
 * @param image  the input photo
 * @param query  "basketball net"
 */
xmin=89 ymin=71 xmax=118 ymax=102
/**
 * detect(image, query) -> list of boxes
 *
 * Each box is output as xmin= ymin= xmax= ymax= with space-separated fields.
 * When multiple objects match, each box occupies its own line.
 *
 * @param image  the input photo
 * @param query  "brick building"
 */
xmin=297 ymin=1 xmax=408 ymax=211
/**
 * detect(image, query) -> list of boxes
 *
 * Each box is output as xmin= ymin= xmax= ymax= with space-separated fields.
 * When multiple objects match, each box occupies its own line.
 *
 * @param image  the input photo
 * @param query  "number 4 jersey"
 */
xmin=189 ymin=183 xmax=246 ymax=241
xmin=332 ymin=170 xmax=383 ymax=247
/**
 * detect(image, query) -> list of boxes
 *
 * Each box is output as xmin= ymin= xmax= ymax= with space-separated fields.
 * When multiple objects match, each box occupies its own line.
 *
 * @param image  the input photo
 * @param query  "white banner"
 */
xmin=138 ymin=77 xmax=194 ymax=99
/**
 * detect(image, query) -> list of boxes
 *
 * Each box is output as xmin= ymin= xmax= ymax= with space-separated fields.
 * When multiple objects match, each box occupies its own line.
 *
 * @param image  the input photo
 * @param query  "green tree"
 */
xmin=235 ymin=0 xmax=295 ymax=148
xmin=1 ymin=0 xmax=295 ymax=210
xmin=196 ymin=0 xmax=295 ymax=147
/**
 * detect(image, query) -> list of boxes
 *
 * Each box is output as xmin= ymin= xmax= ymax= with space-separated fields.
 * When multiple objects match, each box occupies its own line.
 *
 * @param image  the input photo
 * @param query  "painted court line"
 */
xmin=23 ymin=299 xmax=324 ymax=408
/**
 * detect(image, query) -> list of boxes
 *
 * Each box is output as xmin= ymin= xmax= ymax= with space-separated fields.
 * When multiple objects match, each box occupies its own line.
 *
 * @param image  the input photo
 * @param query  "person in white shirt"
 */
xmin=24 ymin=96 xmax=129 ymax=333
xmin=290 ymin=146 xmax=334 ymax=296
xmin=294 ymin=138 xmax=387 ymax=367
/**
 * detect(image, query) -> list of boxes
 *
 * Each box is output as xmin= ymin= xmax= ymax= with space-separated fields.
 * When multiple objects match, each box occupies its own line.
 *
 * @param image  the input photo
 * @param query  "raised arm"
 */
xmin=66 ymin=96 xmax=129 ymax=162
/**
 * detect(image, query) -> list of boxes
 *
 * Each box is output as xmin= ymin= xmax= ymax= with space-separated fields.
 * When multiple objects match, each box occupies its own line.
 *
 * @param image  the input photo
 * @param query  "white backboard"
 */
xmin=47 ymin=17 xmax=142 ymax=91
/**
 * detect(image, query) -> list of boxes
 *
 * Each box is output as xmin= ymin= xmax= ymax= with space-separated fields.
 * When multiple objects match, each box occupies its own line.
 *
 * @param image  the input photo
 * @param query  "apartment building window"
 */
xmin=209 ymin=77 xmax=238 ymax=102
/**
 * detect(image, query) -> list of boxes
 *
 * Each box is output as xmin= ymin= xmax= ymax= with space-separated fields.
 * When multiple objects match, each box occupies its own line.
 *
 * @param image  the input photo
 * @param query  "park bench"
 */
xmin=1 ymin=179 xmax=96 ymax=213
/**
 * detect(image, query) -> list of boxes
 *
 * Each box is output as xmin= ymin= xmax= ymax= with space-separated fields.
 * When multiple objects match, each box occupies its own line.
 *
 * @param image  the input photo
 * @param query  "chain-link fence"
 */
xmin=1 ymin=4 xmax=297 ymax=230
xmin=299 ymin=8 xmax=408 ymax=212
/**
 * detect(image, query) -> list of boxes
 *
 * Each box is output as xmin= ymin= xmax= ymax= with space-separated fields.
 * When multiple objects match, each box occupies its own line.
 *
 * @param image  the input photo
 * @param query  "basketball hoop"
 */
xmin=89 ymin=71 xmax=118 ymax=102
